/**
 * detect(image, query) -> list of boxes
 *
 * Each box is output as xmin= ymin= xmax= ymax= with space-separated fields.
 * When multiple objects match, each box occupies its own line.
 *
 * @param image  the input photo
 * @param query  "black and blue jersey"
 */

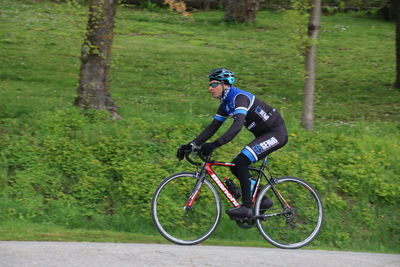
xmin=213 ymin=86 xmax=255 ymax=121
xmin=193 ymin=86 xmax=287 ymax=163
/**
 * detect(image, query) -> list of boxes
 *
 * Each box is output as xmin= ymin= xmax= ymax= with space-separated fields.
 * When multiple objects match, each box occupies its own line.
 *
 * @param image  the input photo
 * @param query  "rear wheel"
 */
xmin=151 ymin=172 xmax=221 ymax=245
xmin=255 ymin=176 xmax=324 ymax=249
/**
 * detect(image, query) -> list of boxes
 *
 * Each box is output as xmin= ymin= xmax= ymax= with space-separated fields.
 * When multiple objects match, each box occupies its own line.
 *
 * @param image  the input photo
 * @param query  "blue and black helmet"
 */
xmin=208 ymin=68 xmax=235 ymax=85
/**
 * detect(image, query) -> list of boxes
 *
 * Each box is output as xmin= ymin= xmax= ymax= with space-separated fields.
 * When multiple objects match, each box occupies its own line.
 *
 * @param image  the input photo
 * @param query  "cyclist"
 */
xmin=177 ymin=68 xmax=288 ymax=218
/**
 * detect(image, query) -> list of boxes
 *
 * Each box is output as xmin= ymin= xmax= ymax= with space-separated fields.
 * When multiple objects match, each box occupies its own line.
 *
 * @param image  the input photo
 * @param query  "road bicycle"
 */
xmin=151 ymin=145 xmax=324 ymax=249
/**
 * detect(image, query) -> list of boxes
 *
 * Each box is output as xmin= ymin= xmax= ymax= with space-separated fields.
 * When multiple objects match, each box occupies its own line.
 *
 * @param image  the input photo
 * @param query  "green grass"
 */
xmin=2 ymin=220 xmax=398 ymax=254
xmin=0 ymin=219 xmax=285 ymax=250
xmin=0 ymin=220 xmax=168 ymax=243
xmin=0 ymin=0 xmax=399 ymax=253
xmin=1 ymin=1 xmax=398 ymax=124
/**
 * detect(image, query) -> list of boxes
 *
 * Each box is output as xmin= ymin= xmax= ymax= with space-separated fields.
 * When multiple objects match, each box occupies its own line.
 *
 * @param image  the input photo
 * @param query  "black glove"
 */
xmin=200 ymin=141 xmax=220 ymax=157
xmin=177 ymin=143 xmax=192 ymax=160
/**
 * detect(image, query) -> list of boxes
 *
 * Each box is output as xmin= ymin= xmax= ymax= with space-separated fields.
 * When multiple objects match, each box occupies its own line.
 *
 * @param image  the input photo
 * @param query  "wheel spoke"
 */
xmin=152 ymin=173 xmax=221 ymax=245
xmin=255 ymin=177 xmax=323 ymax=249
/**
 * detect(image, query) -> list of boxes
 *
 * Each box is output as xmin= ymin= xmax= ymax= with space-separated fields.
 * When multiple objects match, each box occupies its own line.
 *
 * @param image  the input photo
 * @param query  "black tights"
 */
xmin=230 ymin=153 xmax=252 ymax=208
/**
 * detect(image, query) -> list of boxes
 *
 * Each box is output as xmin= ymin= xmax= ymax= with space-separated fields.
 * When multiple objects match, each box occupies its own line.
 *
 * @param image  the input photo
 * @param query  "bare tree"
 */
xmin=301 ymin=0 xmax=321 ymax=131
xmin=74 ymin=0 xmax=120 ymax=120
xmin=225 ymin=0 xmax=260 ymax=23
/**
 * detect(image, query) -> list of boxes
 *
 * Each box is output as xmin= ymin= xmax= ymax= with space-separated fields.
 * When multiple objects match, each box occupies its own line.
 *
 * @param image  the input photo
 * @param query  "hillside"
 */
xmin=0 ymin=0 xmax=399 ymax=252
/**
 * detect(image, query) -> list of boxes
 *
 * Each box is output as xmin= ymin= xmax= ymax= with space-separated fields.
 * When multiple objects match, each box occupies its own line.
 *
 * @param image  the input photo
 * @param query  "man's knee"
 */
xmin=230 ymin=153 xmax=252 ymax=173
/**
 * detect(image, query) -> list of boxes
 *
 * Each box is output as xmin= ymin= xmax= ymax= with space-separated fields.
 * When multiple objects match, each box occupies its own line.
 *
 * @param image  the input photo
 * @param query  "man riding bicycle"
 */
xmin=177 ymin=68 xmax=288 ymax=218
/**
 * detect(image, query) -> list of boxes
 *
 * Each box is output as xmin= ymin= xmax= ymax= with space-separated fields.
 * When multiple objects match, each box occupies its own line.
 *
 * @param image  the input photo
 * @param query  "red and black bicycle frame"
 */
xmin=184 ymin=159 xmax=291 ymax=211
xmin=184 ymin=161 xmax=241 ymax=209
xmin=205 ymin=161 xmax=241 ymax=208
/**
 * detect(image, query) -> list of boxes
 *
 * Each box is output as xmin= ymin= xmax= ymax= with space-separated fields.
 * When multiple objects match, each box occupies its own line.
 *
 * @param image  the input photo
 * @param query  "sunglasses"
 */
xmin=209 ymin=82 xmax=222 ymax=88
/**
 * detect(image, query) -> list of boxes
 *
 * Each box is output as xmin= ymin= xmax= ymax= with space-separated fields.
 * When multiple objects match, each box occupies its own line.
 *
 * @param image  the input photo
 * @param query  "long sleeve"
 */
xmin=192 ymin=118 xmax=224 ymax=145
xmin=215 ymin=113 xmax=245 ymax=145
xmin=215 ymin=94 xmax=250 ymax=146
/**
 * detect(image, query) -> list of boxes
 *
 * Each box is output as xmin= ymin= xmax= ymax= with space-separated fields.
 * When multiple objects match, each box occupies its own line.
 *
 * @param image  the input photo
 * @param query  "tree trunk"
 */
xmin=394 ymin=0 xmax=400 ymax=89
xmin=302 ymin=0 xmax=321 ymax=131
xmin=74 ymin=0 xmax=120 ymax=120
xmin=203 ymin=0 xmax=210 ymax=11
xmin=225 ymin=0 xmax=260 ymax=23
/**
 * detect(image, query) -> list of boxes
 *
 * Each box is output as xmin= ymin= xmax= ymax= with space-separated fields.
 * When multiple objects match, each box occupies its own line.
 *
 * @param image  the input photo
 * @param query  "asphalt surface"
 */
xmin=0 ymin=241 xmax=399 ymax=267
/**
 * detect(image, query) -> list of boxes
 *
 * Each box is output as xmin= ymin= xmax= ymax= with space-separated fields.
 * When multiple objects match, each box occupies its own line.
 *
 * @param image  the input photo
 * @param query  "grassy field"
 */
xmin=0 ymin=0 xmax=399 ymax=253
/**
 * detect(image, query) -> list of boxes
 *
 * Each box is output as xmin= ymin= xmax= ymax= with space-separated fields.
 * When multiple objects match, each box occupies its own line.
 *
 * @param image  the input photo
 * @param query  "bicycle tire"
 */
xmin=151 ymin=172 xmax=222 ymax=245
xmin=255 ymin=176 xmax=324 ymax=249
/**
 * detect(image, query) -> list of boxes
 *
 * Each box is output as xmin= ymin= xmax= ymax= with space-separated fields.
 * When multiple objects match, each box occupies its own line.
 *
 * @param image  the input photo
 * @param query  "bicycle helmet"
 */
xmin=208 ymin=68 xmax=235 ymax=85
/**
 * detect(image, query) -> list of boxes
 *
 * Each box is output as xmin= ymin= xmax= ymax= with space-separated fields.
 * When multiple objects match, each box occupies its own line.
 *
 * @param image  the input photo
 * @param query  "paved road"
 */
xmin=0 ymin=241 xmax=399 ymax=267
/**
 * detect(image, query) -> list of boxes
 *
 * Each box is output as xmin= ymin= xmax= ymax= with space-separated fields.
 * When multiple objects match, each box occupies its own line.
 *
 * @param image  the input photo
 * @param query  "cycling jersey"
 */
xmin=193 ymin=86 xmax=288 ymax=163
xmin=194 ymin=86 xmax=285 ymax=140
xmin=214 ymin=86 xmax=285 ymax=136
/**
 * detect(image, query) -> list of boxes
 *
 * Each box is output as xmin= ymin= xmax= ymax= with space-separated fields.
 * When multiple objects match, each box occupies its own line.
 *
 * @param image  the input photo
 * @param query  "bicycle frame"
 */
xmin=184 ymin=156 xmax=292 ymax=211
xmin=205 ymin=161 xmax=241 ymax=207
xmin=184 ymin=161 xmax=240 ymax=209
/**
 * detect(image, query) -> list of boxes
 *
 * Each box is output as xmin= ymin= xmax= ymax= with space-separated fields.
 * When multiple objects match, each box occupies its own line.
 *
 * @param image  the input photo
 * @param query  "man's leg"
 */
xmin=226 ymin=152 xmax=254 ymax=218
xmin=230 ymin=153 xmax=253 ymax=207
xmin=226 ymin=126 xmax=288 ymax=218
xmin=242 ymin=126 xmax=288 ymax=164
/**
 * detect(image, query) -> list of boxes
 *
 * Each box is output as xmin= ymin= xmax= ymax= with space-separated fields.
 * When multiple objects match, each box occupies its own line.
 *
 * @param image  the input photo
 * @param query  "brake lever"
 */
xmin=189 ymin=142 xmax=201 ymax=159
xmin=190 ymin=142 xmax=201 ymax=151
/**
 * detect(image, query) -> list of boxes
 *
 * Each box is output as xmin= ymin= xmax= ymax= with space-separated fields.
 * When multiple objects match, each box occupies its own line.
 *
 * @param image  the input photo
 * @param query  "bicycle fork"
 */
xmin=183 ymin=171 xmax=206 ymax=211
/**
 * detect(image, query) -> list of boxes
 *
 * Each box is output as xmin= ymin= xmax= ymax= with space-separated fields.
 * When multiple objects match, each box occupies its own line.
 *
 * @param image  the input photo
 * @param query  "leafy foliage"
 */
xmin=0 ymin=107 xmax=399 ymax=251
xmin=283 ymin=0 xmax=313 ymax=56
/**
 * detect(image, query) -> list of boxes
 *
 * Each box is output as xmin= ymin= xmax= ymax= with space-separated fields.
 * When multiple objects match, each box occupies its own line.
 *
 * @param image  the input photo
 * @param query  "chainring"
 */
xmin=235 ymin=218 xmax=256 ymax=229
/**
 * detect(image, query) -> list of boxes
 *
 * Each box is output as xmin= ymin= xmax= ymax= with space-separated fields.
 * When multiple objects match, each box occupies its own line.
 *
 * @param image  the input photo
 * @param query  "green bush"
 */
xmin=0 ymin=107 xmax=399 ymax=251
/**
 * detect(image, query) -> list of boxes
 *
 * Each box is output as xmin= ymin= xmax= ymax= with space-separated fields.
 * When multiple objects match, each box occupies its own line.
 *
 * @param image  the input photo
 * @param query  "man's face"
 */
xmin=208 ymin=80 xmax=225 ymax=98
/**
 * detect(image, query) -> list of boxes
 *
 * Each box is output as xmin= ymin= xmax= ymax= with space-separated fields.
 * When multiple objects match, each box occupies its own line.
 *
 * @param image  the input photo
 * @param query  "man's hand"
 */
xmin=176 ymin=143 xmax=192 ymax=160
xmin=200 ymin=141 xmax=219 ymax=157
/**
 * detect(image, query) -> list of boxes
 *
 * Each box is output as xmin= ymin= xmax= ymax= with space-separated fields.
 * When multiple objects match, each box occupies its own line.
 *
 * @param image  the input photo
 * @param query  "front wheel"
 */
xmin=151 ymin=172 xmax=221 ymax=245
xmin=255 ymin=176 xmax=324 ymax=249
